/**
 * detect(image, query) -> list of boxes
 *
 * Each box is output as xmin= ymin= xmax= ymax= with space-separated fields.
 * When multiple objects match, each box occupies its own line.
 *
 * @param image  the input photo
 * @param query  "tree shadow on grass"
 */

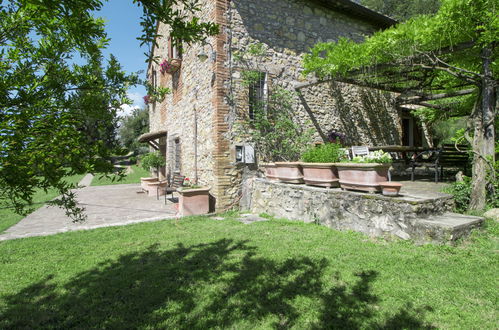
xmin=1 ymin=239 xmax=434 ymax=329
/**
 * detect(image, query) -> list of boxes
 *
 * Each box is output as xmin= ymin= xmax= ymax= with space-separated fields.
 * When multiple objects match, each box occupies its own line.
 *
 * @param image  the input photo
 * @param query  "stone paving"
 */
xmin=0 ymin=180 xmax=177 ymax=241
xmin=394 ymin=177 xmax=450 ymax=199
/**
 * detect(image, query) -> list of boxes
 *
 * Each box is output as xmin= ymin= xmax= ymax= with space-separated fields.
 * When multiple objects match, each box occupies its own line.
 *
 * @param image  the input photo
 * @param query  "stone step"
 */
xmin=413 ymin=212 xmax=484 ymax=243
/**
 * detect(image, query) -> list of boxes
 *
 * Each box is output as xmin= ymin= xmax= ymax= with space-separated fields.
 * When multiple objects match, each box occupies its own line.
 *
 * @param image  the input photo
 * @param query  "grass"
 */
xmin=0 ymin=174 xmax=84 ymax=233
xmin=0 ymin=214 xmax=498 ymax=329
xmin=90 ymin=165 xmax=151 ymax=186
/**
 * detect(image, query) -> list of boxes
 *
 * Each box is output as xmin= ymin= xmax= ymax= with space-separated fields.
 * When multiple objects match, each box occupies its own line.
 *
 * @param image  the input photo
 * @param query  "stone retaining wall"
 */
xmin=242 ymin=178 xmax=454 ymax=240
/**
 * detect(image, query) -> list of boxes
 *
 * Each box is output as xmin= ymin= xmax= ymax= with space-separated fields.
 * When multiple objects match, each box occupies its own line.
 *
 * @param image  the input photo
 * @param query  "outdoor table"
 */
xmin=368 ymin=145 xmax=436 ymax=162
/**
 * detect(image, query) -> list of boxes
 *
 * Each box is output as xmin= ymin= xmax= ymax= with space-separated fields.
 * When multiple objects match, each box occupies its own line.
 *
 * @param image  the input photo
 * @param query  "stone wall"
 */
xmin=226 ymin=0 xmax=403 ymax=145
xmin=147 ymin=0 xmax=401 ymax=210
xmin=297 ymin=82 xmax=402 ymax=145
xmin=243 ymin=178 xmax=455 ymax=241
xmin=148 ymin=0 xmax=218 ymax=189
xmin=218 ymin=0 xmax=402 ymax=206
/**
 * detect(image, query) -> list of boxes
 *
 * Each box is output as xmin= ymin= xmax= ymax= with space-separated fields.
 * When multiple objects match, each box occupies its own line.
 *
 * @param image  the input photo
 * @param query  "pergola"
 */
xmin=297 ymin=41 xmax=479 ymax=114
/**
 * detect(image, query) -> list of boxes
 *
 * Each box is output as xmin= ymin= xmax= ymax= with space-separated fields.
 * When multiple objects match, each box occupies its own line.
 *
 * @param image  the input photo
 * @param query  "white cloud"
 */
xmin=119 ymin=104 xmax=140 ymax=117
xmin=128 ymin=92 xmax=144 ymax=106
xmin=118 ymin=92 xmax=145 ymax=117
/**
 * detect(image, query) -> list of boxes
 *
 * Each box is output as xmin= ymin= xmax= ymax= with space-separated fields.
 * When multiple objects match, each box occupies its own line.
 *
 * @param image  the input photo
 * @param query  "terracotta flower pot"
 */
xmin=379 ymin=182 xmax=403 ymax=196
xmin=177 ymin=187 xmax=210 ymax=216
xmin=274 ymin=162 xmax=304 ymax=184
xmin=336 ymin=163 xmax=391 ymax=193
xmin=141 ymin=177 xmax=158 ymax=191
xmin=301 ymin=163 xmax=339 ymax=187
xmin=260 ymin=163 xmax=278 ymax=181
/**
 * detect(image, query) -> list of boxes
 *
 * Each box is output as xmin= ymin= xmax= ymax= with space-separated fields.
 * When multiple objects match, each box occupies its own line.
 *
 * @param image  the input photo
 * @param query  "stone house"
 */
xmin=142 ymin=0 xmax=424 ymax=210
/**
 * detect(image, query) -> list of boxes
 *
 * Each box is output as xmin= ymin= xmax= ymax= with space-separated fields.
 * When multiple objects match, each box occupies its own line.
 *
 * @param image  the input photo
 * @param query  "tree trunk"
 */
xmin=469 ymin=47 xmax=496 ymax=211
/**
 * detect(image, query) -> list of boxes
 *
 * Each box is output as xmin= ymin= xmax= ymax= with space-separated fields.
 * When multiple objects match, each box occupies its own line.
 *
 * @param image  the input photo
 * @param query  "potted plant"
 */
xmin=274 ymin=162 xmax=304 ymax=183
xmin=160 ymin=58 xmax=181 ymax=75
xmin=239 ymin=82 xmax=313 ymax=184
xmin=336 ymin=150 xmax=392 ymax=193
xmin=141 ymin=151 xmax=166 ymax=178
xmin=144 ymin=85 xmax=170 ymax=105
xmin=176 ymin=177 xmax=211 ymax=216
xmin=300 ymin=142 xmax=347 ymax=187
xmin=260 ymin=163 xmax=278 ymax=181
xmin=140 ymin=152 xmax=167 ymax=195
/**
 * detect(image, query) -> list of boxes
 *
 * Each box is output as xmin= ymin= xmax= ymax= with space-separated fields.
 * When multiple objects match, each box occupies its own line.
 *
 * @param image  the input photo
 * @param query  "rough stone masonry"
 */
xmin=242 ymin=178 xmax=481 ymax=243
xmin=148 ymin=0 xmax=404 ymax=210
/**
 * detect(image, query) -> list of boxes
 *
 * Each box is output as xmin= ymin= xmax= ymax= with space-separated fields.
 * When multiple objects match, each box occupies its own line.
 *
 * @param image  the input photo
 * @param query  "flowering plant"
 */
xmin=160 ymin=59 xmax=172 ymax=74
xmin=143 ymin=84 xmax=170 ymax=105
xmin=159 ymin=58 xmax=181 ymax=74
xmin=349 ymin=150 xmax=392 ymax=163
xmin=143 ymin=95 xmax=152 ymax=104
xmin=327 ymin=130 xmax=346 ymax=145
xmin=181 ymin=177 xmax=202 ymax=189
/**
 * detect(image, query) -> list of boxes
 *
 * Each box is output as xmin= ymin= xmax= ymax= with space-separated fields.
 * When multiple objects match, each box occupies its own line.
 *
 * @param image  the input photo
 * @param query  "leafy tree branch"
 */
xmin=1 ymin=0 xmax=219 ymax=220
xmin=304 ymin=0 xmax=497 ymax=210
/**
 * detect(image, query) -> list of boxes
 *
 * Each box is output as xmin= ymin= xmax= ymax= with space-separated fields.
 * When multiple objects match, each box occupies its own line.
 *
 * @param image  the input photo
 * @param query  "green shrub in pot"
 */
xmin=301 ymin=142 xmax=347 ymax=163
xmin=141 ymin=151 xmax=166 ymax=177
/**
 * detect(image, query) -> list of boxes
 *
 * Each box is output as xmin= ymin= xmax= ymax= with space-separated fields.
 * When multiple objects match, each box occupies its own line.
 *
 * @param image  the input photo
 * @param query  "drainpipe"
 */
xmin=194 ymin=105 xmax=198 ymax=185
xmin=193 ymin=86 xmax=199 ymax=185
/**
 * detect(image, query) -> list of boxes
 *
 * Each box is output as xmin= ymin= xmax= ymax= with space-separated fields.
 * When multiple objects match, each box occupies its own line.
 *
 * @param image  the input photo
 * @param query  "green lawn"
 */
xmin=0 ymin=174 xmax=85 ymax=233
xmin=0 ymin=214 xmax=497 ymax=329
xmin=91 ymin=165 xmax=151 ymax=186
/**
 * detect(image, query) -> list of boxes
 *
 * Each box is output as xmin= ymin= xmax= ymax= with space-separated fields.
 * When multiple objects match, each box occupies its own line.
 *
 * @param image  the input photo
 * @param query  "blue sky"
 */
xmin=97 ymin=1 xmax=149 ymax=115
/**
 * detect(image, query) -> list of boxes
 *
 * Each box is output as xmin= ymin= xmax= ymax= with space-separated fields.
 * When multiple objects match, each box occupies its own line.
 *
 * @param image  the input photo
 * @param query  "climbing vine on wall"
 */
xmin=234 ymin=43 xmax=313 ymax=162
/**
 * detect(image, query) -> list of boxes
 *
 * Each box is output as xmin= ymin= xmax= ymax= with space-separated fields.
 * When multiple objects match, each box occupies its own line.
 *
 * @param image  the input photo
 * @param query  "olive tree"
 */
xmin=0 ymin=0 xmax=218 ymax=220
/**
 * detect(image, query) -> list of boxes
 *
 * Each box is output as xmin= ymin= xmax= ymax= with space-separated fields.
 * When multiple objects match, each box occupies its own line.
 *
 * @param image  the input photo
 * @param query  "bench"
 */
xmin=437 ymin=144 xmax=471 ymax=179
xmin=162 ymin=174 xmax=185 ymax=203
xmin=411 ymin=144 xmax=470 ymax=182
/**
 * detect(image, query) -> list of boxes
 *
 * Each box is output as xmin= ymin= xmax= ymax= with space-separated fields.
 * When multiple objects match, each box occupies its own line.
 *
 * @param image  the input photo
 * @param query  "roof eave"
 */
xmin=138 ymin=130 xmax=168 ymax=143
xmin=313 ymin=0 xmax=398 ymax=29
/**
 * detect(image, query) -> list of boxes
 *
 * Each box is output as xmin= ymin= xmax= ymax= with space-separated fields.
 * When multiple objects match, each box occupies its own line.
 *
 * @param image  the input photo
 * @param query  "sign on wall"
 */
xmin=235 ymin=145 xmax=255 ymax=164
xmin=244 ymin=145 xmax=255 ymax=163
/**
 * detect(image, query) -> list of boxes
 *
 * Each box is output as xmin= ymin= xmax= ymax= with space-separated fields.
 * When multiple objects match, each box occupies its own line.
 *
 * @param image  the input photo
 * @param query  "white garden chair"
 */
xmin=351 ymin=146 xmax=370 ymax=157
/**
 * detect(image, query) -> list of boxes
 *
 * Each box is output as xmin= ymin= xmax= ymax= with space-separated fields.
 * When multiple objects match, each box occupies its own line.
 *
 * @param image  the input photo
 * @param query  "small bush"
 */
xmin=444 ymin=172 xmax=498 ymax=213
xmin=444 ymin=176 xmax=472 ymax=213
xmin=140 ymin=152 xmax=166 ymax=172
xmin=301 ymin=143 xmax=346 ymax=163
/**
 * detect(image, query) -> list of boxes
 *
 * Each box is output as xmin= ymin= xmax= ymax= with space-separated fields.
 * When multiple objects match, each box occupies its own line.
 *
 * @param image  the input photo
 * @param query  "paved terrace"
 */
xmin=0 ymin=180 xmax=177 ymax=241
xmin=0 ymin=175 xmax=453 ymax=242
xmin=392 ymin=177 xmax=450 ymax=199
